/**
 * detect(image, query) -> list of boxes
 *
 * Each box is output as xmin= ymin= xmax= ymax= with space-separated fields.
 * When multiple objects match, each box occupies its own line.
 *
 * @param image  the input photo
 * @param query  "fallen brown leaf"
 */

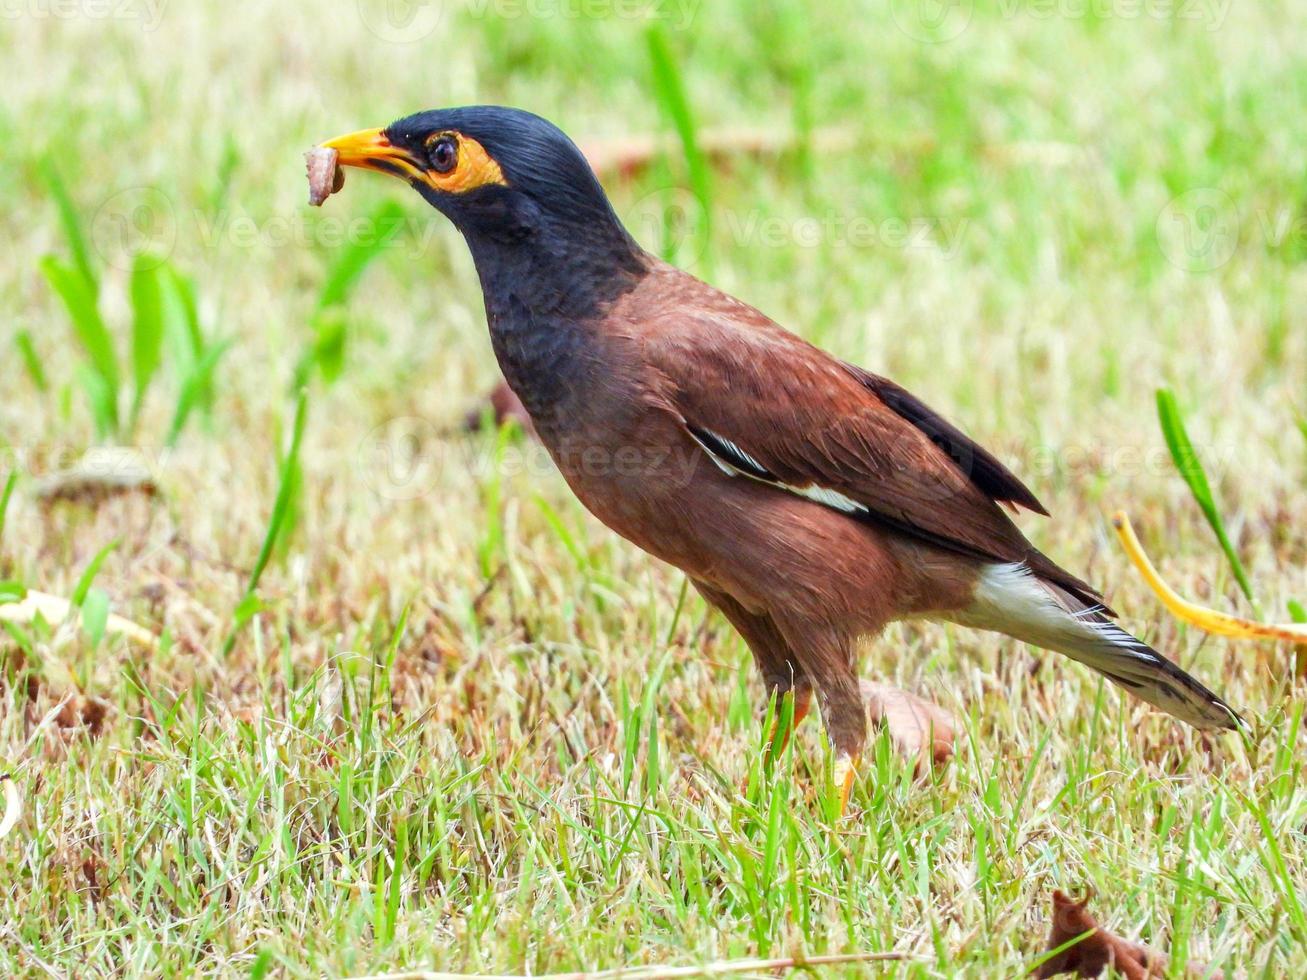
xmin=1033 ymin=890 xmax=1222 ymax=979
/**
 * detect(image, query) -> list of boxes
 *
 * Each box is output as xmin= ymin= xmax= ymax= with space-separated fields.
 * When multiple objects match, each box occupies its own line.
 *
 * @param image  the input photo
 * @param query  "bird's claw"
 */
xmin=833 ymin=754 xmax=858 ymax=817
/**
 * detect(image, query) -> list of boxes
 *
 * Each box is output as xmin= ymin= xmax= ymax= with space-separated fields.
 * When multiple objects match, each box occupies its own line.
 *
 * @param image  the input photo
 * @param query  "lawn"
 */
xmin=1 ymin=1 xmax=1305 ymax=976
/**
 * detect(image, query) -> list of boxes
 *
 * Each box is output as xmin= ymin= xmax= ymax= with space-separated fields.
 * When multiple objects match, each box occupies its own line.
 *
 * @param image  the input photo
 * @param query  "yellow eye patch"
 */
xmin=426 ymin=132 xmax=508 ymax=194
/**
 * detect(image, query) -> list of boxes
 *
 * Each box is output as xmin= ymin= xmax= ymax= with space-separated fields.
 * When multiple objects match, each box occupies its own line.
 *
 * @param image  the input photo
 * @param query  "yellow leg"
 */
xmin=833 ymin=753 xmax=859 ymax=817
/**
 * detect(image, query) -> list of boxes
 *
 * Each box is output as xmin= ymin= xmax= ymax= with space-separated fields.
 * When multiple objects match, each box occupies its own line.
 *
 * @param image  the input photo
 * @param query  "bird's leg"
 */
xmin=764 ymin=684 xmax=812 ymax=763
xmin=777 ymin=621 xmax=868 ymax=818
xmin=691 ymin=581 xmax=816 ymax=776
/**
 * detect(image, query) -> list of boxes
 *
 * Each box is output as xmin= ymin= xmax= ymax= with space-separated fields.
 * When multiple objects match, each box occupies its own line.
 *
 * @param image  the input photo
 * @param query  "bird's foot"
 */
xmin=860 ymin=680 xmax=954 ymax=776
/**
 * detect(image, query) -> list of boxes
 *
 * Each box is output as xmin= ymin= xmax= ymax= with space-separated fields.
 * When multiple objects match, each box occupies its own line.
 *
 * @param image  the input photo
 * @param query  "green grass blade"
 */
xmin=222 ymin=390 xmax=308 ymax=655
xmin=166 ymin=338 xmax=232 ymax=447
xmin=81 ymin=586 xmax=110 ymax=649
xmin=1156 ymin=388 xmax=1256 ymax=605
xmin=293 ymin=309 xmax=348 ymax=388
xmin=383 ymin=815 xmax=407 ymax=944
xmin=162 ymin=263 xmax=205 ymax=360
xmin=1290 ymin=600 xmax=1306 ymax=677
xmin=129 ymin=254 xmax=166 ymax=431
xmin=42 ymin=160 xmax=98 ymax=295
xmin=73 ymin=363 xmax=117 ymax=438
xmin=71 ymin=539 xmax=120 ymax=607
xmin=645 ymin=24 xmax=712 ymax=220
xmin=247 ymin=949 xmax=274 ymax=980
xmin=245 ymin=391 xmax=307 ymax=593
xmin=161 ymin=264 xmax=221 ymax=416
xmin=316 ymin=200 xmax=404 ymax=310
xmin=14 ymin=330 xmax=47 ymax=391
xmin=0 ymin=470 xmax=17 ymax=547
xmin=40 ymin=254 xmax=119 ymax=433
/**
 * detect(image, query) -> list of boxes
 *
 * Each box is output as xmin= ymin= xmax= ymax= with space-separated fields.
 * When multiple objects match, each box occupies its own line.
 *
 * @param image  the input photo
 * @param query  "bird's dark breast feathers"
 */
xmin=486 ymin=300 xmax=596 ymax=436
xmin=474 ymin=226 xmax=649 ymax=436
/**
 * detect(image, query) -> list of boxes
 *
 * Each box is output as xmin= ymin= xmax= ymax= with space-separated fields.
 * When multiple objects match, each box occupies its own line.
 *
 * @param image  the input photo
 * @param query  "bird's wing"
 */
xmin=640 ymin=306 xmax=1103 ymax=607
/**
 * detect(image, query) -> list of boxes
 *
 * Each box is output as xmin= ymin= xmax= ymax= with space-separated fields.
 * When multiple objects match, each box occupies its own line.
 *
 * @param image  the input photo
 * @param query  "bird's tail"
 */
xmin=954 ymin=562 xmax=1242 ymax=730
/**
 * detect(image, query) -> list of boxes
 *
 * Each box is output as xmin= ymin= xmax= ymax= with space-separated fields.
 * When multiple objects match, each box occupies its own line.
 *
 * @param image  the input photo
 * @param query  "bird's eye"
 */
xmin=429 ymin=136 xmax=458 ymax=174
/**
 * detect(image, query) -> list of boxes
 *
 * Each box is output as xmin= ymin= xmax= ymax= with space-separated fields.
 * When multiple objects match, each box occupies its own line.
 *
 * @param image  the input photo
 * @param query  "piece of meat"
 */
xmin=306 ymin=147 xmax=344 ymax=206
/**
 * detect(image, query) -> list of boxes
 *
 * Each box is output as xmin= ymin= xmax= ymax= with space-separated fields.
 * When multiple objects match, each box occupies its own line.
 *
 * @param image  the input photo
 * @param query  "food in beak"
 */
xmin=305 ymin=147 xmax=345 ymax=206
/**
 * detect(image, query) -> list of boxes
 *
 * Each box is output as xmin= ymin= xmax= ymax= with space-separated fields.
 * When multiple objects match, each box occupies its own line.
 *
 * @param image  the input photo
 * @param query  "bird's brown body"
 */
xmin=523 ymin=260 xmax=987 ymax=756
xmin=320 ymin=106 xmax=1239 ymax=798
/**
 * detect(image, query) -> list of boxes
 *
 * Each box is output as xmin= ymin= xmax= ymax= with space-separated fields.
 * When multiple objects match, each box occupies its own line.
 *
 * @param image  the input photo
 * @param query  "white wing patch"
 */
xmin=792 ymin=483 xmax=865 ymax=515
xmin=689 ymin=427 xmax=871 ymax=518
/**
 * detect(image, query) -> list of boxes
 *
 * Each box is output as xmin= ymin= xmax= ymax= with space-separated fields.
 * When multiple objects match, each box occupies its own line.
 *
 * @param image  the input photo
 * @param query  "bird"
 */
xmin=318 ymin=106 xmax=1241 ymax=812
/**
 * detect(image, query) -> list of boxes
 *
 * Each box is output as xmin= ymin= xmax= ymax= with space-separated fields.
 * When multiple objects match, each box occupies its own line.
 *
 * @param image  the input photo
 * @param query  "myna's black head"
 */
xmin=322 ymin=106 xmax=647 ymax=317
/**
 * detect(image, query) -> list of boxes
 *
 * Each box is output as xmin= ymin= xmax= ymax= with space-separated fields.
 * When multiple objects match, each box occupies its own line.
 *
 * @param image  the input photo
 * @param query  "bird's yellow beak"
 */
xmin=320 ymin=127 xmax=427 ymax=182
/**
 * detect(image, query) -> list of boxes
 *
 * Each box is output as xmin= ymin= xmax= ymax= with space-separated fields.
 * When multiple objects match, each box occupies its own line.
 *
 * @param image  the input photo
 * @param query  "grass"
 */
xmin=2 ymin=1 xmax=1306 ymax=976
xmin=1156 ymin=387 xmax=1258 ymax=608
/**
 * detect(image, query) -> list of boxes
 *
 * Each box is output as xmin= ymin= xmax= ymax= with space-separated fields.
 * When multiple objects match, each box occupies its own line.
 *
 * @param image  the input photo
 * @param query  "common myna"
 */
xmin=318 ymin=107 xmax=1240 ymax=809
